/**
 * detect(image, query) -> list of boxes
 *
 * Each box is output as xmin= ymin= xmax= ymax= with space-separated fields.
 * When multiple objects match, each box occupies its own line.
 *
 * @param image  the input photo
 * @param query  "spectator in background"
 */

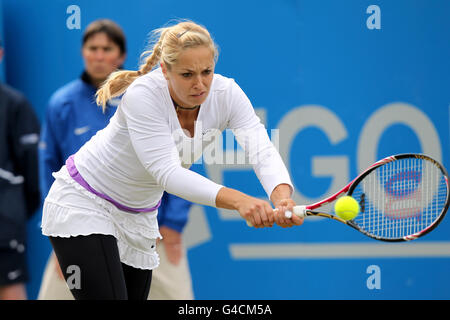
xmin=37 ymin=19 xmax=194 ymax=300
xmin=0 ymin=38 xmax=41 ymax=300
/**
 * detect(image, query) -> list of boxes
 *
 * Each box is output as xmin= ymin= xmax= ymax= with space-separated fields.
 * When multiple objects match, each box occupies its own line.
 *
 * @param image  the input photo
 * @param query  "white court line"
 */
xmin=229 ymin=242 xmax=450 ymax=259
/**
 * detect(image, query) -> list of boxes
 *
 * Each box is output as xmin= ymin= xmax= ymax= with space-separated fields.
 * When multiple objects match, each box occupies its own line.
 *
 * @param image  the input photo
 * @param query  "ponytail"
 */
xmin=96 ymin=36 xmax=163 ymax=111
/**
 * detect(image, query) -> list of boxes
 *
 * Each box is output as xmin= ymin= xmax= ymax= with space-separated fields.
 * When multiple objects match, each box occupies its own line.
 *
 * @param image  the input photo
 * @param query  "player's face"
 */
xmin=162 ymin=46 xmax=215 ymax=108
xmin=82 ymin=32 xmax=126 ymax=84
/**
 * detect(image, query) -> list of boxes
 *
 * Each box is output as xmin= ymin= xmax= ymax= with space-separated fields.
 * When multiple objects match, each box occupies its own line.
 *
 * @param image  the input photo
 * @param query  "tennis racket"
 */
xmin=248 ymin=153 xmax=449 ymax=242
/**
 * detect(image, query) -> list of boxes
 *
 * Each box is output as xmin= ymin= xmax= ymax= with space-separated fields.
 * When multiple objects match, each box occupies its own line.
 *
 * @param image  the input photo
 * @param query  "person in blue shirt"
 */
xmin=38 ymin=19 xmax=194 ymax=300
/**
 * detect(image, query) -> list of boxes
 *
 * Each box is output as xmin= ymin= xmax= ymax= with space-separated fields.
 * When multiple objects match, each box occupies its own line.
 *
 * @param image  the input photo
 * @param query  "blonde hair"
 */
xmin=96 ymin=20 xmax=219 ymax=111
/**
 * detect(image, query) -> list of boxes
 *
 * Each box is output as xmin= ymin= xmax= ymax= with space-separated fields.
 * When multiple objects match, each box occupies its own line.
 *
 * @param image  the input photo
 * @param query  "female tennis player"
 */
xmin=41 ymin=20 xmax=303 ymax=300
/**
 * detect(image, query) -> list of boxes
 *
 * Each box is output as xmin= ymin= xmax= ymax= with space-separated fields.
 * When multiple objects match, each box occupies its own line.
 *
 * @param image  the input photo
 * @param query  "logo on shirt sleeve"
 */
xmin=74 ymin=126 xmax=90 ymax=136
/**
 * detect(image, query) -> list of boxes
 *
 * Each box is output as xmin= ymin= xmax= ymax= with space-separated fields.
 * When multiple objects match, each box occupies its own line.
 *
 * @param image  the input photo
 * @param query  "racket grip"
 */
xmin=285 ymin=205 xmax=307 ymax=218
xmin=246 ymin=205 xmax=307 ymax=227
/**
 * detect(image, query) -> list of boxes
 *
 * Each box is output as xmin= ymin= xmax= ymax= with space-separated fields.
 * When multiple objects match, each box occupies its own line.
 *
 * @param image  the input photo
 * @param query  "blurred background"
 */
xmin=0 ymin=0 xmax=449 ymax=299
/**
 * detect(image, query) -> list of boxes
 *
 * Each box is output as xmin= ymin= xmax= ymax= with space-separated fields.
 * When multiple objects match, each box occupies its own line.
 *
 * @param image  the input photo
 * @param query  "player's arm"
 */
xmin=216 ymin=187 xmax=274 ymax=227
xmin=226 ymin=80 xmax=300 ymax=227
xmin=121 ymin=85 xmax=273 ymax=228
xmin=270 ymin=183 xmax=303 ymax=227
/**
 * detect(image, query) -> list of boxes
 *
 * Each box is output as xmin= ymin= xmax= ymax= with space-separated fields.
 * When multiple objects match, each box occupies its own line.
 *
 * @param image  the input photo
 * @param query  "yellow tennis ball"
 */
xmin=335 ymin=196 xmax=360 ymax=220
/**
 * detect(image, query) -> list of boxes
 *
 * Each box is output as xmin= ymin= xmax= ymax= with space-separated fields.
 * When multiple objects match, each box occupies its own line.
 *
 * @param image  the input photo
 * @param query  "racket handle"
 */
xmin=286 ymin=205 xmax=307 ymax=218
xmin=276 ymin=206 xmax=307 ymax=218
xmin=246 ymin=205 xmax=307 ymax=227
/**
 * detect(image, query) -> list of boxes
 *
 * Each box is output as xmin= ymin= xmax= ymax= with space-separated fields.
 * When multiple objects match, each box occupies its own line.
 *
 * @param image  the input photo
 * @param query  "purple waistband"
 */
xmin=65 ymin=155 xmax=161 ymax=214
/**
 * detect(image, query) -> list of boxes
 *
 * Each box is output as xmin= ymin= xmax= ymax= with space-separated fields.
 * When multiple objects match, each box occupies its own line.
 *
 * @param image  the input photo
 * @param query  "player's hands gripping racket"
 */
xmin=248 ymin=154 xmax=449 ymax=242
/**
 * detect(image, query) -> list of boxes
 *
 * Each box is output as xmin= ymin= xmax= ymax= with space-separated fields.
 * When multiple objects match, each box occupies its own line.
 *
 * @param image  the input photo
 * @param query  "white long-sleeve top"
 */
xmin=74 ymin=68 xmax=293 ymax=210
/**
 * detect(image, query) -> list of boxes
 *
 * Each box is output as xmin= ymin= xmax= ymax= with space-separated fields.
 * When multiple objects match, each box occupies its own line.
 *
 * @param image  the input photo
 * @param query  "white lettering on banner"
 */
xmin=183 ymin=102 xmax=445 ymax=254
xmin=201 ymin=103 xmax=443 ymax=223
xmin=366 ymin=5 xmax=381 ymax=30
xmin=357 ymin=102 xmax=442 ymax=171
xmin=66 ymin=5 xmax=81 ymax=30
xmin=366 ymin=265 xmax=381 ymax=290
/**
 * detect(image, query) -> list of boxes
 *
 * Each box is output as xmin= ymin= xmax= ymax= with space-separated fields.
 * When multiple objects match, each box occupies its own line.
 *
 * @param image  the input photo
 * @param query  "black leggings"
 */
xmin=49 ymin=234 xmax=152 ymax=300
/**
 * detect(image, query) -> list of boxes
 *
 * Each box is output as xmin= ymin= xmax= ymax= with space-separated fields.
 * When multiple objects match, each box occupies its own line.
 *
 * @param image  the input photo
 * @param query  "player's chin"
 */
xmin=189 ymin=91 xmax=208 ymax=105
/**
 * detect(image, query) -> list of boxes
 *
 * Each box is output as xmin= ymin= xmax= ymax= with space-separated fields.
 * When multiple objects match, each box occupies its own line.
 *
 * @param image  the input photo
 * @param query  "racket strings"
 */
xmin=350 ymin=157 xmax=448 ymax=239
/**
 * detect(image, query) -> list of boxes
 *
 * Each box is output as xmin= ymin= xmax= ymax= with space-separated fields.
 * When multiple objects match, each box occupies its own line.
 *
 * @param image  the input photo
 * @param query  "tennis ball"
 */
xmin=335 ymin=196 xmax=360 ymax=220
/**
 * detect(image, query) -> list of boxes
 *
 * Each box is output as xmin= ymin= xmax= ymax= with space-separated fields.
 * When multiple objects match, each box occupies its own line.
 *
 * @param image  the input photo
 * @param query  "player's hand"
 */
xmin=237 ymin=196 xmax=275 ymax=228
xmin=274 ymin=198 xmax=304 ymax=228
xmin=159 ymin=226 xmax=183 ymax=265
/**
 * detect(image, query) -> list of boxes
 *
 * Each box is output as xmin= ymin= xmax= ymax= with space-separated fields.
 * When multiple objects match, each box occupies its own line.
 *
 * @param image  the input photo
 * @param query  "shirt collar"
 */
xmin=80 ymin=71 xmax=97 ymax=89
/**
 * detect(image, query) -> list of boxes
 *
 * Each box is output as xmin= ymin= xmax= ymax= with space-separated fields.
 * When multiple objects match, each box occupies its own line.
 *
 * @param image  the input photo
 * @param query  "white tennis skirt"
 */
xmin=41 ymin=166 xmax=162 ymax=270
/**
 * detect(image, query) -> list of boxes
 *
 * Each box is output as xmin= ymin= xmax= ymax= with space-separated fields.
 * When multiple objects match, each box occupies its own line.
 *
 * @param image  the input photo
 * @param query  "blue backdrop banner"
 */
xmin=1 ymin=0 xmax=449 ymax=299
